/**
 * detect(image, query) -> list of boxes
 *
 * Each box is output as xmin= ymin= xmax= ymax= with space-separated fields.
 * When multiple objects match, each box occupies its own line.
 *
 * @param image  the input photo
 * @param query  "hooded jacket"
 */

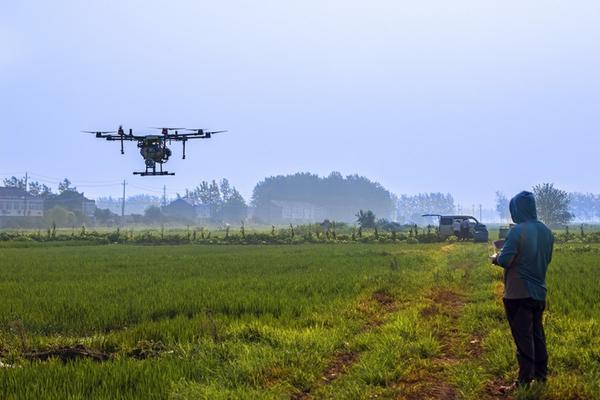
xmin=497 ymin=191 xmax=554 ymax=300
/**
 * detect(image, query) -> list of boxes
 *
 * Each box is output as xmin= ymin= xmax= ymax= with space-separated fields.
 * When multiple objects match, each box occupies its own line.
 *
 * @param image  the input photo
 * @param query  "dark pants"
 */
xmin=503 ymin=298 xmax=548 ymax=384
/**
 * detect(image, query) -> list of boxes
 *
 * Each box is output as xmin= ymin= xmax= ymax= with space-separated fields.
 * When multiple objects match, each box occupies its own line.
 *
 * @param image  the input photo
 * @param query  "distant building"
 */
xmin=161 ymin=198 xmax=221 ymax=221
xmin=269 ymin=200 xmax=326 ymax=222
xmin=45 ymin=191 xmax=96 ymax=218
xmin=162 ymin=198 xmax=197 ymax=221
xmin=0 ymin=187 xmax=44 ymax=217
xmin=82 ymin=198 xmax=96 ymax=217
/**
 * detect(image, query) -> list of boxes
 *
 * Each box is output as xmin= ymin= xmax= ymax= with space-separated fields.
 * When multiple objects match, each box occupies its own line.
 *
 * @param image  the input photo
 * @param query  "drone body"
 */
xmin=84 ymin=126 xmax=225 ymax=176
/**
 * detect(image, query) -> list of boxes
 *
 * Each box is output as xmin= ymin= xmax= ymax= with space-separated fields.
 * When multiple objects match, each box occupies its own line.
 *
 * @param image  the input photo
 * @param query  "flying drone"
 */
xmin=83 ymin=126 xmax=226 ymax=176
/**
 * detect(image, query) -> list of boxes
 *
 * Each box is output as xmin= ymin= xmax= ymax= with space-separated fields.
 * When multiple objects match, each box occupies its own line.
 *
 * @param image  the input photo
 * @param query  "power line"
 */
xmin=1 ymin=172 xmax=122 ymax=186
xmin=127 ymin=184 xmax=164 ymax=194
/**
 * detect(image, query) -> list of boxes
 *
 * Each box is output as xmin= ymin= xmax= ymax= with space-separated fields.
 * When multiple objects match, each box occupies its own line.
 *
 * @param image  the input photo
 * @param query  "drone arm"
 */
xmin=172 ymin=130 xmax=227 ymax=139
xmin=182 ymin=139 xmax=186 ymax=159
xmin=105 ymin=136 xmax=140 ymax=141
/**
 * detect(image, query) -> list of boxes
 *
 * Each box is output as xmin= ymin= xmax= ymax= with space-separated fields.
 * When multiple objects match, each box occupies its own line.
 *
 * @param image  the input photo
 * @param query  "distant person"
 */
xmin=460 ymin=218 xmax=470 ymax=240
xmin=492 ymin=191 xmax=554 ymax=392
xmin=452 ymin=219 xmax=461 ymax=238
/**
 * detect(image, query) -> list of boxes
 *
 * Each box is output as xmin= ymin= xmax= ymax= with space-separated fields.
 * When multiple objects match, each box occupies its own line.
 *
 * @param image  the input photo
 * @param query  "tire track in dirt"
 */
xmin=392 ymin=286 xmax=466 ymax=400
xmin=291 ymin=289 xmax=398 ymax=400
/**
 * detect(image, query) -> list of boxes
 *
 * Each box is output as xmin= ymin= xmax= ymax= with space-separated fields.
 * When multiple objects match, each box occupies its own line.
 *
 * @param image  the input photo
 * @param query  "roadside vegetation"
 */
xmin=1 ymin=223 xmax=600 ymax=247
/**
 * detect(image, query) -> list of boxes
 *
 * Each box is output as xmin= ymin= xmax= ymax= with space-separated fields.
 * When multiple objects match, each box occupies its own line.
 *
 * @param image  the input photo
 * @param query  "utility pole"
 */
xmin=23 ymin=172 xmax=29 ymax=216
xmin=121 ymin=180 xmax=127 ymax=217
xmin=162 ymin=185 xmax=167 ymax=207
xmin=479 ymin=204 xmax=483 ymax=222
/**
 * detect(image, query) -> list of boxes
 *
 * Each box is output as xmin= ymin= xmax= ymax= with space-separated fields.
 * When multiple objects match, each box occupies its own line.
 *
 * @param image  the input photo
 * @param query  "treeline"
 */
xmin=252 ymin=172 xmax=396 ymax=222
xmin=569 ymin=193 xmax=600 ymax=222
xmin=7 ymin=173 xmax=600 ymax=228
xmin=496 ymin=184 xmax=600 ymax=227
xmin=96 ymin=194 xmax=161 ymax=216
xmin=396 ymin=193 xmax=455 ymax=224
xmin=182 ymin=178 xmax=247 ymax=222
xmin=140 ymin=179 xmax=249 ymax=224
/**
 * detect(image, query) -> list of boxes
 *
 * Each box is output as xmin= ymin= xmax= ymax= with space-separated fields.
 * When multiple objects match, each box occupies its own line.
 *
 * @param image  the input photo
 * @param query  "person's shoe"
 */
xmin=499 ymin=380 xmax=533 ymax=394
xmin=498 ymin=382 xmax=518 ymax=394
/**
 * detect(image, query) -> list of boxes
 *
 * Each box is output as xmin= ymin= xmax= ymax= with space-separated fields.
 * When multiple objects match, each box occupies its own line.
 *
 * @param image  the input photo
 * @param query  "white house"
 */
xmin=270 ymin=200 xmax=326 ymax=222
xmin=0 ymin=187 xmax=44 ymax=217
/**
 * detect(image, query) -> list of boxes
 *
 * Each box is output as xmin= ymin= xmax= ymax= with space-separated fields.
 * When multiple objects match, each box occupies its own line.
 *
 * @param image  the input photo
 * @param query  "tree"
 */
xmin=184 ymin=178 xmax=247 ymax=222
xmin=144 ymin=205 xmax=163 ymax=222
xmin=356 ymin=209 xmax=376 ymax=229
xmin=532 ymin=183 xmax=573 ymax=227
xmin=569 ymin=193 xmax=600 ymax=222
xmin=188 ymin=181 xmax=220 ymax=206
xmin=222 ymin=188 xmax=248 ymax=222
xmin=495 ymin=191 xmax=510 ymax=222
xmin=28 ymin=181 xmax=42 ymax=196
xmin=220 ymin=178 xmax=232 ymax=201
xmin=94 ymin=208 xmax=118 ymax=225
xmin=208 ymin=180 xmax=221 ymax=204
xmin=28 ymin=181 xmax=53 ymax=197
xmin=3 ymin=176 xmax=26 ymax=190
xmin=58 ymin=178 xmax=76 ymax=194
xmin=196 ymin=181 xmax=211 ymax=204
xmin=397 ymin=193 xmax=455 ymax=224
xmin=44 ymin=206 xmax=78 ymax=227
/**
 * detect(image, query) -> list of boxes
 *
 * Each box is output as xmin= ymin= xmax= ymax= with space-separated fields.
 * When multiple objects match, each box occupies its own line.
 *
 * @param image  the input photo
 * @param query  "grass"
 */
xmin=0 ymin=242 xmax=598 ymax=399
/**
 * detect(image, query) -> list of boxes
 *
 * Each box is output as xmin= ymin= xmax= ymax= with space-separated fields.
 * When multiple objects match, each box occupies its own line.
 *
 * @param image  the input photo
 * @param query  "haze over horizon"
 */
xmin=2 ymin=1 xmax=599 ymax=208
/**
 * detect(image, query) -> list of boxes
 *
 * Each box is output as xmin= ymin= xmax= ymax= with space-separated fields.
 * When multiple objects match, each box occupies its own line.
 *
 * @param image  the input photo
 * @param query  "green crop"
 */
xmin=0 ymin=242 xmax=598 ymax=399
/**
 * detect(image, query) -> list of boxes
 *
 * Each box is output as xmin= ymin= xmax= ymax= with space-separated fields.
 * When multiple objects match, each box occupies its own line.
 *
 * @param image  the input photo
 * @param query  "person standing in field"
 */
xmin=492 ymin=191 xmax=554 ymax=391
xmin=460 ymin=218 xmax=470 ymax=240
xmin=453 ymin=219 xmax=461 ymax=238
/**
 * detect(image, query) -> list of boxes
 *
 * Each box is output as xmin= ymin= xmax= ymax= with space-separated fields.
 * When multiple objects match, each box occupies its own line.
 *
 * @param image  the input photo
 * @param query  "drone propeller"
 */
xmin=185 ymin=129 xmax=227 ymax=134
xmin=149 ymin=127 xmax=185 ymax=131
xmin=81 ymin=130 xmax=116 ymax=134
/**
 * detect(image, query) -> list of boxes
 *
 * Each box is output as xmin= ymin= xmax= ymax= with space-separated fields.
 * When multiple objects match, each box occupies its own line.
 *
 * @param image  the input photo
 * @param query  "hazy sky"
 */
xmin=1 ymin=0 xmax=599 ymax=207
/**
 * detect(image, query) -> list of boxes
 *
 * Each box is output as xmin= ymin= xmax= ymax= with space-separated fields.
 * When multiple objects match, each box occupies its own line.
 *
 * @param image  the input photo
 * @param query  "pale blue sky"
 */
xmin=1 ymin=1 xmax=599 ymax=207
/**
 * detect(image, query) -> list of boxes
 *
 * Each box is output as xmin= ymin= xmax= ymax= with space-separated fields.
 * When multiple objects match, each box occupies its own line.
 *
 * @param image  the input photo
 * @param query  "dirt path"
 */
xmin=392 ymin=286 xmax=466 ymax=400
xmin=291 ymin=290 xmax=398 ymax=400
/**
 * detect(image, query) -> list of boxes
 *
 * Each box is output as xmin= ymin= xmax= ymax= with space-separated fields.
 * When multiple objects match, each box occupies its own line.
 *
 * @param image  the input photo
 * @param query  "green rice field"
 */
xmin=0 ymin=242 xmax=598 ymax=399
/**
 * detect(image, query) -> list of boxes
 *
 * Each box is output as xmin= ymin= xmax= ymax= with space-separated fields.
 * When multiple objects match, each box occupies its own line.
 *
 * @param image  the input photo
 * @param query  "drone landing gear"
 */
xmin=133 ymin=162 xmax=175 ymax=176
xmin=133 ymin=171 xmax=175 ymax=176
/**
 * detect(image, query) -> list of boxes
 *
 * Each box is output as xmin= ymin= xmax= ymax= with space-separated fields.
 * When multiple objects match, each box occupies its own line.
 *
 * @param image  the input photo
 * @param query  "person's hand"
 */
xmin=489 ymin=254 xmax=499 ymax=265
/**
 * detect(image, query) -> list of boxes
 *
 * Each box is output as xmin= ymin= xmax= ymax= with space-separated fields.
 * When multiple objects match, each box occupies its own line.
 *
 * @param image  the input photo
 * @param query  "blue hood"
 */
xmin=510 ymin=191 xmax=538 ymax=223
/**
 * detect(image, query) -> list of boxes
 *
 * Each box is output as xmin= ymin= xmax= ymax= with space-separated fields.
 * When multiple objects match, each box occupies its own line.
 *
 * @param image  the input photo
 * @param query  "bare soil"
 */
xmin=394 ymin=287 xmax=466 ymax=399
xmin=24 ymin=344 xmax=109 ymax=363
